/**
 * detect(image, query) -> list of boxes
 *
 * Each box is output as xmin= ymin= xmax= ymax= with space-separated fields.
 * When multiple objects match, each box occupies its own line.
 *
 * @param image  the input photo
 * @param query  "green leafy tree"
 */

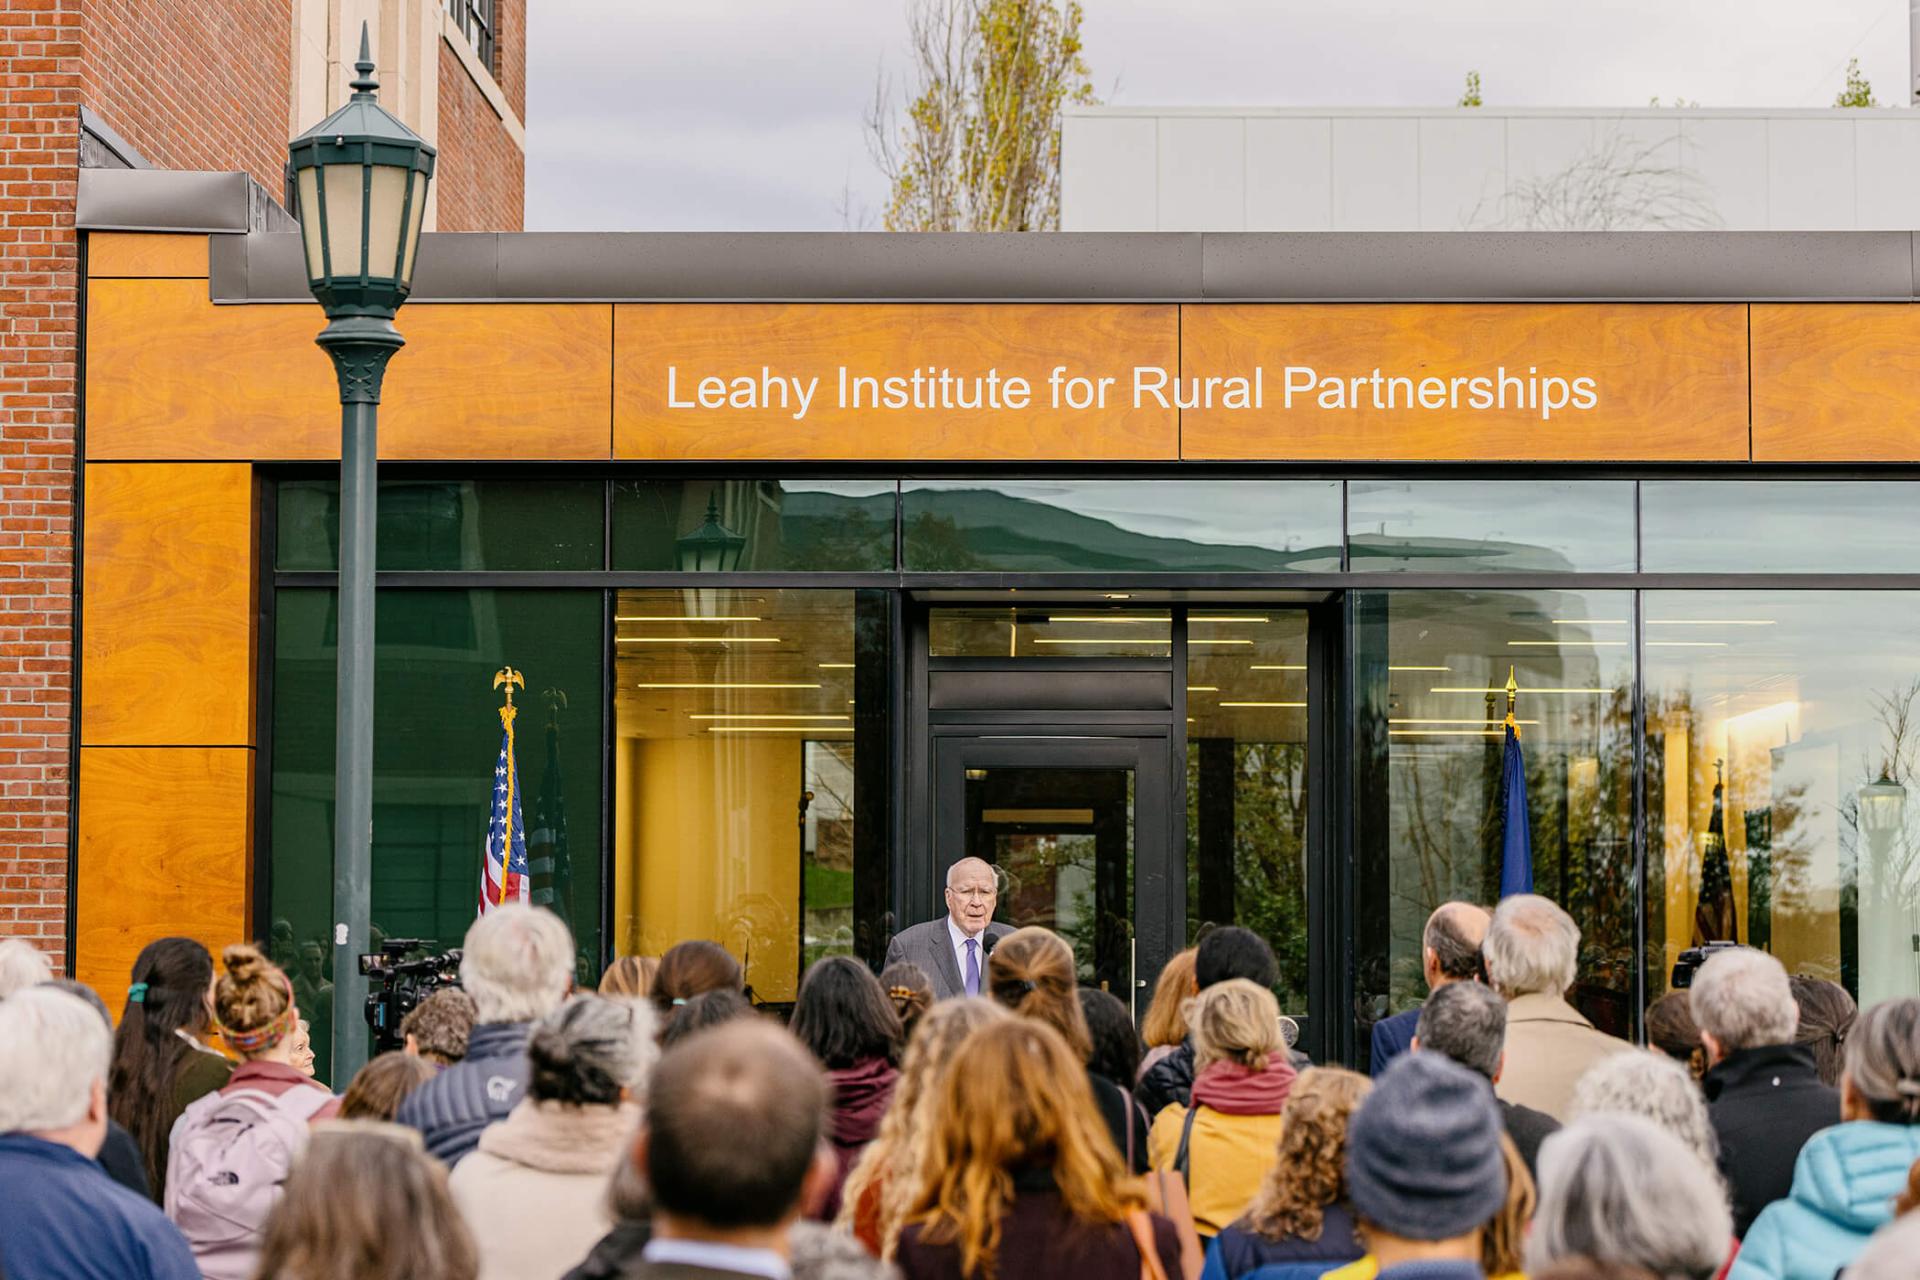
xmin=1458 ymin=71 xmax=1482 ymax=108
xmin=1836 ymin=57 xmax=1877 ymax=108
xmin=867 ymin=0 xmax=1097 ymax=230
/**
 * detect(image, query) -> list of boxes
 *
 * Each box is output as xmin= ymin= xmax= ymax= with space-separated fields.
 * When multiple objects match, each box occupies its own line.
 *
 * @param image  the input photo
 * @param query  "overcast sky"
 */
xmin=526 ymin=0 xmax=1911 ymax=231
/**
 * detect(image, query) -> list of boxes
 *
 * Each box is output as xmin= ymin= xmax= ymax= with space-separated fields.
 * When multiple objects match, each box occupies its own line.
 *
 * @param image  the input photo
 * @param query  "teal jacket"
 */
xmin=1728 ymin=1121 xmax=1920 ymax=1280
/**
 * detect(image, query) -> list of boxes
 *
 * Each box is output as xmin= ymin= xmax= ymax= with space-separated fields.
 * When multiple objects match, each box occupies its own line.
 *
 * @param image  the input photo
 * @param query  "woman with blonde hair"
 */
xmin=596 ymin=955 xmax=658 ymax=1000
xmin=1140 ymin=948 xmax=1198 ymax=1083
xmin=166 ymin=942 xmax=334 ymax=1280
xmin=839 ymin=996 xmax=1009 ymax=1257
xmin=1147 ymin=978 xmax=1297 ymax=1239
xmin=1203 ymin=1068 xmax=1371 ymax=1280
xmin=988 ymin=926 xmax=1147 ymax=1171
xmin=895 ymin=1017 xmax=1184 ymax=1280
xmin=255 ymin=1121 xmax=478 ymax=1280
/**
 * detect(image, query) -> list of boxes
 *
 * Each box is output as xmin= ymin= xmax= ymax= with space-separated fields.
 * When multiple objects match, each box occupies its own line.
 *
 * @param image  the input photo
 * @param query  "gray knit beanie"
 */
xmin=1345 ymin=1051 xmax=1507 ymax=1241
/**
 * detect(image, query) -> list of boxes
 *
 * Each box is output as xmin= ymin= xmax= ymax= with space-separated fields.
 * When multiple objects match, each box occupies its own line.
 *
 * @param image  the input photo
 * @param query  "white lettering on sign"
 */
xmin=661 ymin=364 xmax=1600 ymax=422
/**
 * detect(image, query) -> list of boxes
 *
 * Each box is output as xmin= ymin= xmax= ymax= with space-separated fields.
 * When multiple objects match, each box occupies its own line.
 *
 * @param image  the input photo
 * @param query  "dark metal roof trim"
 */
xmin=77 ymin=169 xmax=292 ymax=234
xmin=206 ymin=228 xmax=1920 ymax=305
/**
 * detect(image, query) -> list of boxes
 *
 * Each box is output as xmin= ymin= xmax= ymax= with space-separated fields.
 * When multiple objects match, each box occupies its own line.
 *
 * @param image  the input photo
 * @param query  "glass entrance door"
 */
xmin=934 ymin=734 xmax=1171 ymax=1015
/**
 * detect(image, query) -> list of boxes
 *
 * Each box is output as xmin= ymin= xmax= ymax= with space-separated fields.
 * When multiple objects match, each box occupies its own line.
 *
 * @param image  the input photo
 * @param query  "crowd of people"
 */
xmin=1 ymin=878 xmax=1919 ymax=1280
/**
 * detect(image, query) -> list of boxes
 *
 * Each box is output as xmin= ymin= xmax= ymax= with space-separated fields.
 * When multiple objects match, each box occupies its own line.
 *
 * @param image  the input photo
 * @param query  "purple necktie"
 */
xmin=964 ymin=937 xmax=981 ymax=996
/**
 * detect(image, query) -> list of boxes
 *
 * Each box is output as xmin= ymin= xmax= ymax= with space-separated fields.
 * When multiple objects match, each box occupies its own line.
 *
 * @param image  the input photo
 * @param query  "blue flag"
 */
xmin=1499 ymin=723 xmax=1533 ymax=898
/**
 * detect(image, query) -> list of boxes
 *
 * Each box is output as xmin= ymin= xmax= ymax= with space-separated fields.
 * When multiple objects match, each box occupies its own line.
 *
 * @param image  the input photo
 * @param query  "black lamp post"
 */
xmin=288 ymin=24 xmax=436 ymax=1086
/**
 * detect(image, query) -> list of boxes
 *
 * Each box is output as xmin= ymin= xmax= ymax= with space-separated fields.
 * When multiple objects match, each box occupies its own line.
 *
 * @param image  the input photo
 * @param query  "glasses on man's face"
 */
xmin=948 ymin=886 xmax=996 ymax=900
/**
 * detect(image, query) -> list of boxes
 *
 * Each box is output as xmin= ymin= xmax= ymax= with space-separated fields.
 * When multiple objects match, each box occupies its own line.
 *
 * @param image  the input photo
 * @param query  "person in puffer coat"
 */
xmin=396 ymin=905 xmax=575 ymax=1166
xmin=449 ymin=994 xmax=654 ymax=1280
xmin=1731 ymin=997 xmax=1920 ymax=1280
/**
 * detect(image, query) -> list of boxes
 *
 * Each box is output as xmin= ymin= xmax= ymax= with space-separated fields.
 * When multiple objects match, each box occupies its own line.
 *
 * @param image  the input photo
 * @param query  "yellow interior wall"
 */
xmin=613 ymin=736 xmax=803 ymax=1001
xmin=1662 ymin=715 xmax=1692 ymax=979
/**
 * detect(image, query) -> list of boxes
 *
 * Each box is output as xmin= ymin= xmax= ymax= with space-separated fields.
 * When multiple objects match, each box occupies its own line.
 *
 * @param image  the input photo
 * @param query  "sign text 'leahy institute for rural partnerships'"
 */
xmin=664 ymin=364 xmax=1603 ymax=422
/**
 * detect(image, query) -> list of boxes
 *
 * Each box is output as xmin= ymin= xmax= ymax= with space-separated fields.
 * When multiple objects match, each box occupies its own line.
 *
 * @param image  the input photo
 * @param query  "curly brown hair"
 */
xmin=1243 ymin=1067 xmax=1370 ymax=1243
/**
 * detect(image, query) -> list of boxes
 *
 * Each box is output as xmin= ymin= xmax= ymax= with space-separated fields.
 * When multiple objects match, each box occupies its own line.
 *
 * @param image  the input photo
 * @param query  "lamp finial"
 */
xmin=1504 ymin=665 xmax=1519 ymax=734
xmin=349 ymin=22 xmax=379 ymax=100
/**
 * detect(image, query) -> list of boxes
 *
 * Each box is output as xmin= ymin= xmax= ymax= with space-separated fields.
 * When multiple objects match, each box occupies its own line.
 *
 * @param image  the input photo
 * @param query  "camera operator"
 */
xmin=1691 ymin=946 xmax=1840 ymax=1239
xmin=362 ymin=940 xmax=463 ymax=1054
xmin=395 ymin=905 xmax=576 ymax=1167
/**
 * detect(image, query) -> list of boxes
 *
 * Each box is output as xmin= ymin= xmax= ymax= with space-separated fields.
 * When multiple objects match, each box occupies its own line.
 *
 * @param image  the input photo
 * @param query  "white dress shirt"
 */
xmin=947 ymin=914 xmax=987 ymax=993
xmin=641 ymin=1238 xmax=790 ymax=1280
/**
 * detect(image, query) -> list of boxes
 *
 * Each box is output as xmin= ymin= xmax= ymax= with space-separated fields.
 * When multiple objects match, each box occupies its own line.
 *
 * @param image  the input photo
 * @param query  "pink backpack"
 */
xmin=164 ymin=1083 xmax=333 ymax=1280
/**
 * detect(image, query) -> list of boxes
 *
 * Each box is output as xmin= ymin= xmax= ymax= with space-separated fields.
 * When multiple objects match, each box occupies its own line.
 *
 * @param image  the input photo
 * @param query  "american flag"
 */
xmin=478 ymin=710 xmax=530 ymax=915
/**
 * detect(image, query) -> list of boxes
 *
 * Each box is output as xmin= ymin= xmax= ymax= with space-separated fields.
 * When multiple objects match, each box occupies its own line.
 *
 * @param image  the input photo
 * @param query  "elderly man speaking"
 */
xmin=884 ymin=856 xmax=1015 ymax=1000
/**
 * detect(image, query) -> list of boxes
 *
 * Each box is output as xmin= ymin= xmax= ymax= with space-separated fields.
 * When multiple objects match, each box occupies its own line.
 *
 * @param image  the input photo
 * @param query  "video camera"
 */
xmin=1671 ymin=939 xmax=1741 ymax=989
xmin=360 ymin=938 xmax=462 ymax=1053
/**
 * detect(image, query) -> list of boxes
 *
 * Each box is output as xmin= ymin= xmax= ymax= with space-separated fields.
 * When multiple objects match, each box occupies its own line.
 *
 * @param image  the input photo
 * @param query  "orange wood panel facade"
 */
xmin=74 ymin=747 xmax=252 ymax=999
xmin=82 ymin=463 xmax=256 ymax=747
xmin=612 ymin=303 xmax=1181 ymax=460
xmin=86 ymin=280 xmax=615 ymax=461
xmin=1751 ymin=304 xmax=1920 ymax=462
xmin=1179 ymin=303 xmax=1752 ymax=461
xmin=86 ymin=231 xmax=211 ymax=279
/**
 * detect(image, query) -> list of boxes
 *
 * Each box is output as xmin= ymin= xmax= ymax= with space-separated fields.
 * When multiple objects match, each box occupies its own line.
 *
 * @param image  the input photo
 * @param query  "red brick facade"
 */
xmin=0 ymin=3 xmax=524 ymax=973
xmin=80 ymin=0 xmax=292 ymax=194
xmin=0 ymin=0 xmax=83 ymax=969
xmin=435 ymin=35 xmax=524 ymax=232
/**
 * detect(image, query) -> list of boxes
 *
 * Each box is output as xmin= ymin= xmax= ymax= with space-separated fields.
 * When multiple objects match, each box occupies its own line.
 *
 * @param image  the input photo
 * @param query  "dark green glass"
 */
xmin=609 ymin=480 xmax=896 ymax=571
xmin=902 ymin=480 xmax=1340 ymax=572
xmin=276 ymin=479 xmax=605 ymax=572
xmin=269 ymin=587 xmax=605 ymax=1085
xmin=1348 ymin=480 xmax=1634 ymax=573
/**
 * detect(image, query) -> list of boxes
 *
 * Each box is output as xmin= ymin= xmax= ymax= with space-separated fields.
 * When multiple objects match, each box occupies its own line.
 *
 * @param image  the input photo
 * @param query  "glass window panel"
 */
xmin=613 ymin=588 xmax=859 ymax=1003
xmin=902 ymin=480 xmax=1341 ymax=572
xmin=610 ymin=480 xmax=894 ymax=572
xmin=1353 ymin=589 xmax=1637 ymax=1063
xmin=269 ymin=588 xmax=605 ymax=1084
xmin=929 ymin=606 xmax=1172 ymax=658
xmin=1644 ymin=591 xmax=1920 ymax=1008
xmin=1348 ymin=480 xmax=1635 ymax=573
xmin=1187 ymin=610 xmax=1311 ymax=1013
xmin=1642 ymin=481 xmax=1920 ymax=573
xmin=320 ymin=163 xmax=365 ymax=277
xmin=276 ymin=479 xmax=604 ymax=572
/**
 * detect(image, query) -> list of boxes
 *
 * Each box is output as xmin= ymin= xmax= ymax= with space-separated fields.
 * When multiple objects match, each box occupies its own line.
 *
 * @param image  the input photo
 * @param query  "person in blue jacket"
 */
xmin=1730 ymin=996 xmax=1920 ymax=1280
xmin=1369 ymin=903 xmax=1488 ymax=1077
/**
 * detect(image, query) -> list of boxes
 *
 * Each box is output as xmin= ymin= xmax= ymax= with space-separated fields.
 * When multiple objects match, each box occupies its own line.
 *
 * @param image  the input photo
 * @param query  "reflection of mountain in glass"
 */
xmin=901 ymin=488 xmax=1341 ymax=572
xmin=1349 ymin=534 xmax=1580 ymax=574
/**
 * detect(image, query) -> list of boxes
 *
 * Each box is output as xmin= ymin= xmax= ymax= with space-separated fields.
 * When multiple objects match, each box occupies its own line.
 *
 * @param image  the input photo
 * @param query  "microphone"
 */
xmin=981 ymin=929 xmax=1000 ymax=958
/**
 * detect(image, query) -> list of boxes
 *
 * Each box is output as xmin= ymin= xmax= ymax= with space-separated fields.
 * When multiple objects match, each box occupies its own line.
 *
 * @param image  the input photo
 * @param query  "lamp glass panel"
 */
xmin=363 ymin=164 xmax=409 ymax=279
xmin=321 ymin=162 xmax=367 ymax=280
xmin=296 ymin=167 xmax=324 ymax=280
xmin=401 ymin=170 xmax=428 ymax=286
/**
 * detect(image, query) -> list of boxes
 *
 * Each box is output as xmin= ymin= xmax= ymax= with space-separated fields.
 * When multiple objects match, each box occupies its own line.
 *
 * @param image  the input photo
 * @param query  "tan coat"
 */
xmin=448 ymin=1098 xmax=640 ymax=1280
xmin=1493 ymin=992 xmax=1629 ymax=1122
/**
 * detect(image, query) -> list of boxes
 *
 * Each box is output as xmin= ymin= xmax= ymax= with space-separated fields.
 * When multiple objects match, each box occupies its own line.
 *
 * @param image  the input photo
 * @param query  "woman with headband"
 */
xmin=164 ymin=942 xmax=334 ymax=1280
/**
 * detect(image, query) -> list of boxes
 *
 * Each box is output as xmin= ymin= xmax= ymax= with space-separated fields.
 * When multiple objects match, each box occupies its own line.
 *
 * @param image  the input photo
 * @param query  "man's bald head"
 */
xmin=642 ymin=1020 xmax=826 ymax=1230
xmin=943 ymin=857 xmax=999 ymax=937
xmin=1423 ymin=901 xmax=1490 ymax=991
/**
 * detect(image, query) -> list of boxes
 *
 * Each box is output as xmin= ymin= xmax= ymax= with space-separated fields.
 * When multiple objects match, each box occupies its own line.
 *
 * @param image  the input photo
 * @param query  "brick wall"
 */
xmin=435 ymin=36 xmax=523 ymax=232
xmin=494 ymin=0 xmax=525 ymax=122
xmin=79 ymin=0 xmax=292 ymax=196
xmin=0 ymin=1 xmax=83 ymax=971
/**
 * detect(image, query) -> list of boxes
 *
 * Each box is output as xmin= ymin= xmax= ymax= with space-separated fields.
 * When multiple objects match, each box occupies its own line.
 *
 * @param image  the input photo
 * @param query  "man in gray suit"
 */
xmin=884 ymin=856 xmax=1016 ymax=999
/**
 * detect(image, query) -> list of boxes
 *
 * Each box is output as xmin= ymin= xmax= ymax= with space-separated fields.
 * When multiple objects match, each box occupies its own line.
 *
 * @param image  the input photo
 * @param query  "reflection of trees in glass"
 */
xmin=1186 ymin=741 xmax=1310 ymax=1010
xmin=801 ymin=740 xmax=858 ymax=970
xmin=903 ymin=511 xmax=986 ymax=570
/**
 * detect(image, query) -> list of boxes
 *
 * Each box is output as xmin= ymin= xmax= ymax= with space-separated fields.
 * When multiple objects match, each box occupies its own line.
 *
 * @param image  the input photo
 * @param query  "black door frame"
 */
xmin=901 ymin=595 xmax=1353 ymax=1065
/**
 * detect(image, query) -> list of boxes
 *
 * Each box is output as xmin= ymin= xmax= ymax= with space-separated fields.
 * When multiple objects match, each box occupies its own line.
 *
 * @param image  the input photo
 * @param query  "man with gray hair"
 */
xmin=1482 ymin=893 xmax=1627 ymax=1122
xmin=0 ymin=935 xmax=53 ymax=997
xmin=1371 ymin=900 xmax=1490 ymax=1077
xmin=883 ymin=855 xmax=1015 ymax=999
xmin=1414 ymin=978 xmax=1560 ymax=1178
xmin=397 ymin=903 xmax=576 ymax=1165
xmin=0 ymin=986 xmax=199 ymax=1278
xmin=1692 ymin=946 xmax=1839 ymax=1238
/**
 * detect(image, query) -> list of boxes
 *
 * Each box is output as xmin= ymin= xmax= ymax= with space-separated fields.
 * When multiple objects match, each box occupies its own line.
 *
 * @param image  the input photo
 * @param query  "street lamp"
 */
xmin=289 ymin=24 xmax=436 ymax=1086
xmin=1857 ymin=771 xmax=1909 ymax=1007
xmin=676 ymin=492 xmax=747 ymax=622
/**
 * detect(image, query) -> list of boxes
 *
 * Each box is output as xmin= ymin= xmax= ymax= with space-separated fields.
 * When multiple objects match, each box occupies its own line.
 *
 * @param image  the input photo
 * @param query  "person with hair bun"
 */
xmin=109 ymin=936 xmax=232 ymax=1199
xmin=597 ymin=954 xmax=658 ymax=1001
xmin=449 ymin=993 xmax=656 ymax=1280
xmin=989 ymin=926 xmax=1150 ymax=1173
xmin=1644 ymin=991 xmax=1707 ymax=1080
xmin=1732 ymin=997 xmax=1920 ymax=1280
xmin=648 ymin=939 xmax=744 ymax=1028
xmin=1788 ymin=974 xmax=1856 ymax=1089
xmin=164 ymin=943 xmax=333 ymax=1280
xmin=881 ymin=961 xmax=935 ymax=1042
